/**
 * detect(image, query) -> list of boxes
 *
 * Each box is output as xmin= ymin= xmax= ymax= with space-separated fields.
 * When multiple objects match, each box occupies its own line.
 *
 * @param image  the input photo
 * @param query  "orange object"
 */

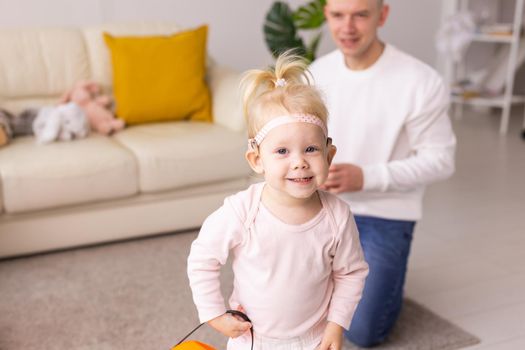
xmin=171 ymin=310 xmax=253 ymax=350
xmin=172 ymin=340 xmax=216 ymax=350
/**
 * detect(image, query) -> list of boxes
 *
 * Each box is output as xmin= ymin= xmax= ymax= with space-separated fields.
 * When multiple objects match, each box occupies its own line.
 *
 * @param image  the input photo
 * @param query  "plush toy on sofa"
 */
xmin=0 ymin=109 xmax=14 ymax=147
xmin=0 ymin=108 xmax=39 ymax=147
xmin=12 ymin=108 xmax=39 ymax=136
xmin=60 ymin=80 xmax=125 ymax=135
xmin=33 ymin=102 xmax=90 ymax=144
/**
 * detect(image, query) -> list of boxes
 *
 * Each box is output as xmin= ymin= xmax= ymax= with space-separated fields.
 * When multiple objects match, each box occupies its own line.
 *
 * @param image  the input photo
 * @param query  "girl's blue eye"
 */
xmin=277 ymin=148 xmax=287 ymax=155
xmin=306 ymin=146 xmax=318 ymax=153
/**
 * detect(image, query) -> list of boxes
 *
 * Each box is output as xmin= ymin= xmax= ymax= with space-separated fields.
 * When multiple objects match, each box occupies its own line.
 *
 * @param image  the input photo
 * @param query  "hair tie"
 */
xmin=275 ymin=78 xmax=287 ymax=87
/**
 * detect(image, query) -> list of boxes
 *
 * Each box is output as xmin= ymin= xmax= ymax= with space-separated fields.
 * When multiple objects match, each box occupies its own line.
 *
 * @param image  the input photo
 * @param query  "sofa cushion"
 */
xmin=0 ymin=28 xmax=89 ymax=100
xmin=103 ymin=25 xmax=211 ymax=125
xmin=0 ymin=136 xmax=138 ymax=213
xmin=113 ymin=122 xmax=251 ymax=193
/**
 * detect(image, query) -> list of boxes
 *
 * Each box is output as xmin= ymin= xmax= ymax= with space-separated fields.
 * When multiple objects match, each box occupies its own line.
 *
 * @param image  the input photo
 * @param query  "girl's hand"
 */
xmin=207 ymin=308 xmax=252 ymax=339
xmin=317 ymin=322 xmax=343 ymax=350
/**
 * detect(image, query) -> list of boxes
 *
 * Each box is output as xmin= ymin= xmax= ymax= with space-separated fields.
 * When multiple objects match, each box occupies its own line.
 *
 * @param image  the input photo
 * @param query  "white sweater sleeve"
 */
xmin=327 ymin=212 xmax=369 ymax=329
xmin=187 ymin=201 xmax=244 ymax=323
xmin=362 ymin=76 xmax=456 ymax=192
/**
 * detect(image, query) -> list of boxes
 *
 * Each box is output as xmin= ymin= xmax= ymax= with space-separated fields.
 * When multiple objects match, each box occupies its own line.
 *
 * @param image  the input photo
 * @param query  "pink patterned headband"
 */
xmin=248 ymin=114 xmax=328 ymax=149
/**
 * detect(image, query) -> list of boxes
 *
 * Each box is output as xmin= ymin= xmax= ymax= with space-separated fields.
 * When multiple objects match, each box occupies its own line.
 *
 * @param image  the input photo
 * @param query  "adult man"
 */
xmin=309 ymin=0 xmax=456 ymax=347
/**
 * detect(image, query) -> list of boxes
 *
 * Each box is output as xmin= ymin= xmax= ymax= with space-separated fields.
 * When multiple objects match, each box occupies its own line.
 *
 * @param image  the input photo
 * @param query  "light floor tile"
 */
xmin=412 ymin=272 xmax=525 ymax=319
xmin=439 ymin=230 xmax=525 ymax=274
xmin=417 ymin=198 xmax=524 ymax=242
xmin=408 ymin=231 xmax=480 ymax=271
xmin=405 ymin=258 xmax=511 ymax=298
xmin=451 ymin=302 xmax=525 ymax=344
xmin=414 ymin=109 xmax=525 ymax=346
xmin=402 ymin=109 xmax=525 ymax=346
xmin=484 ymin=250 xmax=525 ymax=274
xmin=468 ymin=335 xmax=525 ymax=350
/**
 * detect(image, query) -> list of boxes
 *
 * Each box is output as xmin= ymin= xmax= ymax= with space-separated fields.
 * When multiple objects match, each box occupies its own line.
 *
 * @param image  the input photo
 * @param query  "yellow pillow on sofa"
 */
xmin=103 ymin=25 xmax=212 ymax=124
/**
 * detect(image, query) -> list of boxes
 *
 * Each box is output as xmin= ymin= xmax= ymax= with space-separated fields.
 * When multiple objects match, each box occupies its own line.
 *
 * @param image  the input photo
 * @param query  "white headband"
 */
xmin=248 ymin=114 xmax=328 ymax=149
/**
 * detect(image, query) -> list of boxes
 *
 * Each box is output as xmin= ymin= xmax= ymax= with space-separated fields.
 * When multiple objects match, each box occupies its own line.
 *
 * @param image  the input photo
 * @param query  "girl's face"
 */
xmin=247 ymin=121 xmax=335 ymax=204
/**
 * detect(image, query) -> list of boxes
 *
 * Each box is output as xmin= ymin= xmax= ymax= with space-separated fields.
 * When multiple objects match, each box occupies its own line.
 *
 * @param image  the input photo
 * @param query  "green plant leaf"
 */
xmin=293 ymin=0 xmax=327 ymax=29
xmin=264 ymin=1 xmax=306 ymax=58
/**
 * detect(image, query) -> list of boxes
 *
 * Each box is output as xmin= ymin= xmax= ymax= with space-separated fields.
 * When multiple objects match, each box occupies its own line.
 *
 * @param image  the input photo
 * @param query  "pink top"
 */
xmin=187 ymin=182 xmax=369 ymax=338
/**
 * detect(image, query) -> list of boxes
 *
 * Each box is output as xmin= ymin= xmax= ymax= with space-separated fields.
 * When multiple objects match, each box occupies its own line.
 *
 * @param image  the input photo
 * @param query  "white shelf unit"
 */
xmin=446 ymin=0 xmax=525 ymax=134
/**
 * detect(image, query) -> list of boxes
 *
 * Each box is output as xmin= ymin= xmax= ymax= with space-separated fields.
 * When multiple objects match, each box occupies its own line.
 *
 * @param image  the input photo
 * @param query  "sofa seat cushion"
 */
xmin=113 ymin=122 xmax=251 ymax=193
xmin=0 ymin=135 xmax=138 ymax=214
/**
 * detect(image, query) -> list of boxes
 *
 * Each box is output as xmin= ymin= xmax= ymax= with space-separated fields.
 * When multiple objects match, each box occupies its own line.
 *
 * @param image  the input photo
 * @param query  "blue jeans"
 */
xmin=345 ymin=215 xmax=415 ymax=348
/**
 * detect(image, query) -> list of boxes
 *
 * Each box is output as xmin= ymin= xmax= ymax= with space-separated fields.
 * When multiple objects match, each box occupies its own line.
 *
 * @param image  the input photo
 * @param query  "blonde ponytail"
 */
xmin=240 ymin=50 xmax=327 ymax=138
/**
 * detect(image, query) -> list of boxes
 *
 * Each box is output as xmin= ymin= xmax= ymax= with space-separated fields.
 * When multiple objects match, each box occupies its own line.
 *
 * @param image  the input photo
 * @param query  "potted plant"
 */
xmin=263 ymin=0 xmax=326 ymax=63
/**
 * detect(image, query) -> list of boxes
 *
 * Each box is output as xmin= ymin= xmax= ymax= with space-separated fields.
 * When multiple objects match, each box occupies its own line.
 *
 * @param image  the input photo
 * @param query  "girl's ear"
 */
xmin=245 ymin=150 xmax=264 ymax=174
xmin=327 ymin=144 xmax=337 ymax=165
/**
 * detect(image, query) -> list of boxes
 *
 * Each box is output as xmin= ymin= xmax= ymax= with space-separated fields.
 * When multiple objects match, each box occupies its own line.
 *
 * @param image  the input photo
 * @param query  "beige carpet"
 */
xmin=0 ymin=231 xmax=479 ymax=350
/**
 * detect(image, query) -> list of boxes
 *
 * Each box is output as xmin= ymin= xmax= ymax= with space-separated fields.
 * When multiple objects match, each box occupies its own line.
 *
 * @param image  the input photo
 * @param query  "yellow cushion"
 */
xmin=103 ymin=25 xmax=212 ymax=124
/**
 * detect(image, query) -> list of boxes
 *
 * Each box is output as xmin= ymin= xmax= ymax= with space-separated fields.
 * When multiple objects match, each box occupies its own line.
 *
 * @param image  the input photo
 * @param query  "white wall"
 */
xmin=380 ymin=0 xmax=443 ymax=67
xmin=0 ymin=0 xmax=443 ymax=71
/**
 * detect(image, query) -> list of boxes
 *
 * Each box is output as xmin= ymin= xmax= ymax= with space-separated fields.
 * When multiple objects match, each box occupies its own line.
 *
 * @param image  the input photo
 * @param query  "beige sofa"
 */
xmin=0 ymin=23 xmax=252 ymax=258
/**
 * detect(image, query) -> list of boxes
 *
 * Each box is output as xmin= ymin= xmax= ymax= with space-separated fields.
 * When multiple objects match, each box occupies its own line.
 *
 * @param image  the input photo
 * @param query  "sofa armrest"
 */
xmin=208 ymin=64 xmax=245 ymax=133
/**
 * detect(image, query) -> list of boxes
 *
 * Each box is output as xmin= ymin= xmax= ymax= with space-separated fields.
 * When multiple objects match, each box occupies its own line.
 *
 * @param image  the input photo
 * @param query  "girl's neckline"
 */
xmin=257 ymin=183 xmax=327 ymax=230
xmin=259 ymin=201 xmax=326 ymax=231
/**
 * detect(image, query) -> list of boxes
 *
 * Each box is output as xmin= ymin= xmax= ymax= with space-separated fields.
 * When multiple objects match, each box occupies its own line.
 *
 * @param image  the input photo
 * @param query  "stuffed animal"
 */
xmin=12 ymin=108 xmax=39 ymax=136
xmin=0 ymin=109 xmax=14 ymax=147
xmin=60 ymin=80 xmax=125 ymax=135
xmin=0 ymin=108 xmax=40 ymax=147
xmin=33 ymin=102 xmax=90 ymax=144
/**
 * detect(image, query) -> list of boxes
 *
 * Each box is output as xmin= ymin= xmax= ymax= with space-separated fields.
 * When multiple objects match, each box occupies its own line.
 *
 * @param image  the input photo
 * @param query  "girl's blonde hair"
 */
xmin=240 ymin=50 xmax=328 ymax=138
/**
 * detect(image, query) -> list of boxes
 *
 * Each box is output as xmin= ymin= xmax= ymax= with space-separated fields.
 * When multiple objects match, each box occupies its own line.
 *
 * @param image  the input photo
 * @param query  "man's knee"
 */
xmin=345 ymin=326 xmax=384 ymax=348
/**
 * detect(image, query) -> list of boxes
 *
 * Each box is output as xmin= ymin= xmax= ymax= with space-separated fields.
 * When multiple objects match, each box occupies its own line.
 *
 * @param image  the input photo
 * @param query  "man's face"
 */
xmin=324 ymin=0 xmax=388 ymax=64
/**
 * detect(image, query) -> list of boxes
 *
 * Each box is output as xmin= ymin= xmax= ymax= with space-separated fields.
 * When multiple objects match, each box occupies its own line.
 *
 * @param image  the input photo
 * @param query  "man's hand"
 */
xmin=207 ymin=310 xmax=252 ymax=339
xmin=321 ymin=163 xmax=364 ymax=193
xmin=317 ymin=321 xmax=343 ymax=350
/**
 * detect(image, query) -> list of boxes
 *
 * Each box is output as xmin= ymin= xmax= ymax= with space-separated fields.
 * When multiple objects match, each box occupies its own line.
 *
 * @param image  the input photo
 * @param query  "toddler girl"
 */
xmin=187 ymin=52 xmax=369 ymax=350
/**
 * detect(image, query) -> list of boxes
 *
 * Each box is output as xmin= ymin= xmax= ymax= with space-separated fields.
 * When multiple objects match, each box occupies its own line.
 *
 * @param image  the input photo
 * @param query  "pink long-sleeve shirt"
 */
xmin=187 ymin=182 xmax=369 ymax=338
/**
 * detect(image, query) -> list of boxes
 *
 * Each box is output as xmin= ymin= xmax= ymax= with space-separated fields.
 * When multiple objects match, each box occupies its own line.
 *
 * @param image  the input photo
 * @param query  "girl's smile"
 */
xmin=287 ymin=176 xmax=314 ymax=183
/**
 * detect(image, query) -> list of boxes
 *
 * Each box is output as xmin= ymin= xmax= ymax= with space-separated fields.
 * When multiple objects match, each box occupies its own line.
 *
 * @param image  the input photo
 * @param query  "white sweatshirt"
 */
xmin=309 ymin=45 xmax=456 ymax=220
xmin=187 ymin=182 xmax=369 ymax=338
